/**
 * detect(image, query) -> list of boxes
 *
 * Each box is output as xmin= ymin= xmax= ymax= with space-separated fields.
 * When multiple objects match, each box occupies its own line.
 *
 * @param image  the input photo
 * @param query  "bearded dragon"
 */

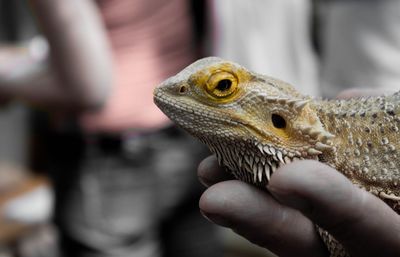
xmin=153 ymin=57 xmax=400 ymax=257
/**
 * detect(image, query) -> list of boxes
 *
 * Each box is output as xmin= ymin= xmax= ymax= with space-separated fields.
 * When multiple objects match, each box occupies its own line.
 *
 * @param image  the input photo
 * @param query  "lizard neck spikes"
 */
xmin=264 ymin=97 xmax=310 ymax=113
xmin=276 ymin=97 xmax=311 ymax=111
xmin=297 ymin=125 xmax=335 ymax=145
xmin=315 ymin=142 xmax=334 ymax=151
xmin=292 ymin=99 xmax=310 ymax=112
xmin=307 ymin=148 xmax=322 ymax=155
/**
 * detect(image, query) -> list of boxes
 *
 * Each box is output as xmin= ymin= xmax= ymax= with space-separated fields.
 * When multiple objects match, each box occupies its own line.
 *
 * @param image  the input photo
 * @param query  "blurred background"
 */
xmin=0 ymin=1 xmax=399 ymax=257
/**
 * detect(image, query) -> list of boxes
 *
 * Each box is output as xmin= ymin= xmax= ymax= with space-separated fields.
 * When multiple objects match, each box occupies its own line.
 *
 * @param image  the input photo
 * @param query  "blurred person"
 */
xmin=207 ymin=0 xmax=400 ymax=96
xmin=0 ymin=1 xmax=221 ymax=257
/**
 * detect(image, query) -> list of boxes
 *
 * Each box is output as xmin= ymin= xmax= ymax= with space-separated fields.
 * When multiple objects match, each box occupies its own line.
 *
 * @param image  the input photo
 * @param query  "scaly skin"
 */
xmin=153 ymin=57 xmax=400 ymax=257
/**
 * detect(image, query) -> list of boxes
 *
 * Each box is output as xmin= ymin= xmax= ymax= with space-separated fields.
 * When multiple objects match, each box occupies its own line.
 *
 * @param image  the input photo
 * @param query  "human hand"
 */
xmin=197 ymin=156 xmax=400 ymax=257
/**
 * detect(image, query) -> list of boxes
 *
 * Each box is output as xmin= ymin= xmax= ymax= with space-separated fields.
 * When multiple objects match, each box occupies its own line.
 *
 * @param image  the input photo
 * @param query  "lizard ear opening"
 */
xmin=271 ymin=114 xmax=286 ymax=129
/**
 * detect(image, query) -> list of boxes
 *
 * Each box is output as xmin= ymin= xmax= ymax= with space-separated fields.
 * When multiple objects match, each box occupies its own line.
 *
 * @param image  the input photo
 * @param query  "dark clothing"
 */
xmin=45 ymin=126 xmax=221 ymax=257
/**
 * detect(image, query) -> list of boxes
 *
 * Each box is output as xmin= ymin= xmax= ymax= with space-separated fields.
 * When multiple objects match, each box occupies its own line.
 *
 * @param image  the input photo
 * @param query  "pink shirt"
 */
xmin=81 ymin=0 xmax=196 ymax=133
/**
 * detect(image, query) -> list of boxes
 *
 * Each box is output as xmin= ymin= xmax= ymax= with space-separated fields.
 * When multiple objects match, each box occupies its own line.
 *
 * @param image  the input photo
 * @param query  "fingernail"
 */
xmin=200 ymin=210 xmax=231 ymax=227
xmin=267 ymin=185 xmax=311 ymax=213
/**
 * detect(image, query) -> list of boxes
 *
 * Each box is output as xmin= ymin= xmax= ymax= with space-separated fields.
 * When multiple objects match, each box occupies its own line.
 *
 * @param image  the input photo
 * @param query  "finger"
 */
xmin=197 ymin=155 xmax=234 ymax=187
xmin=199 ymin=180 xmax=328 ymax=257
xmin=268 ymin=160 xmax=400 ymax=257
xmin=336 ymin=88 xmax=396 ymax=99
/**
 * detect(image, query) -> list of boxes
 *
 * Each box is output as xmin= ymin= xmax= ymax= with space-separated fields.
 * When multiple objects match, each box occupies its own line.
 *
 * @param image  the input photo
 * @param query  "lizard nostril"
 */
xmin=179 ymin=85 xmax=188 ymax=94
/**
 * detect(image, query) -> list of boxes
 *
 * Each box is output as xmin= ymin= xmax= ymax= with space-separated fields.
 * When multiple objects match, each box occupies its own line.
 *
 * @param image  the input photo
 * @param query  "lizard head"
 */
xmin=154 ymin=57 xmax=335 ymax=186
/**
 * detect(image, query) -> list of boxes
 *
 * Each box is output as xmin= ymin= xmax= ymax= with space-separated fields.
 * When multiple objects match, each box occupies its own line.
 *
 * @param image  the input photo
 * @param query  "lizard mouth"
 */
xmin=154 ymin=92 xmax=247 ymax=129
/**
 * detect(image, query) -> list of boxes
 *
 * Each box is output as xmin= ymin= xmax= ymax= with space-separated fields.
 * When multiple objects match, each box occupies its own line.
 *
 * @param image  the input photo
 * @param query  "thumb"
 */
xmin=267 ymin=160 xmax=400 ymax=257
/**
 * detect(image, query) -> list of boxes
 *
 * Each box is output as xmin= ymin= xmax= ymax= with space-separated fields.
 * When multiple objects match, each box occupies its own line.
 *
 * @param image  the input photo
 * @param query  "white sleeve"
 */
xmin=319 ymin=0 xmax=400 ymax=97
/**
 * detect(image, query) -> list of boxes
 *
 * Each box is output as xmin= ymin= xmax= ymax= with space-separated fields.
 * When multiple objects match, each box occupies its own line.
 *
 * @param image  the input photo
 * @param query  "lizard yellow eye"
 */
xmin=215 ymin=79 xmax=232 ymax=91
xmin=206 ymin=72 xmax=238 ymax=98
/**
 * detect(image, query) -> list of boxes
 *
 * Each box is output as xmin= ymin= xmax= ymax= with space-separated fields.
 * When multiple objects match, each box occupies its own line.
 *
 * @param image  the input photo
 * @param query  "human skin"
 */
xmin=197 ymin=90 xmax=400 ymax=257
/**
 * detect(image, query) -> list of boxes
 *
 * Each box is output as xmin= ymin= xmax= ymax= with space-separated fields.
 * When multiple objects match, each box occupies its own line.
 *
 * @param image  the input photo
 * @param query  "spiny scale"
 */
xmin=212 ymin=140 xmax=302 ymax=187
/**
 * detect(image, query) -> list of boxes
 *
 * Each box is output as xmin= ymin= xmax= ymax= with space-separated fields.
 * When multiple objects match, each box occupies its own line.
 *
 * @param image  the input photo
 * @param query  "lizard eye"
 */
xmin=206 ymin=72 xmax=238 ymax=98
xmin=215 ymin=79 xmax=232 ymax=91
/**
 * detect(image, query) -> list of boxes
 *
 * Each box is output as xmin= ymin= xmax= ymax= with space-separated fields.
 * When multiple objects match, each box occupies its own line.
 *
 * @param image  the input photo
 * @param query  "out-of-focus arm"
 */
xmin=0 ymin=0 xmax=113 ymax=112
